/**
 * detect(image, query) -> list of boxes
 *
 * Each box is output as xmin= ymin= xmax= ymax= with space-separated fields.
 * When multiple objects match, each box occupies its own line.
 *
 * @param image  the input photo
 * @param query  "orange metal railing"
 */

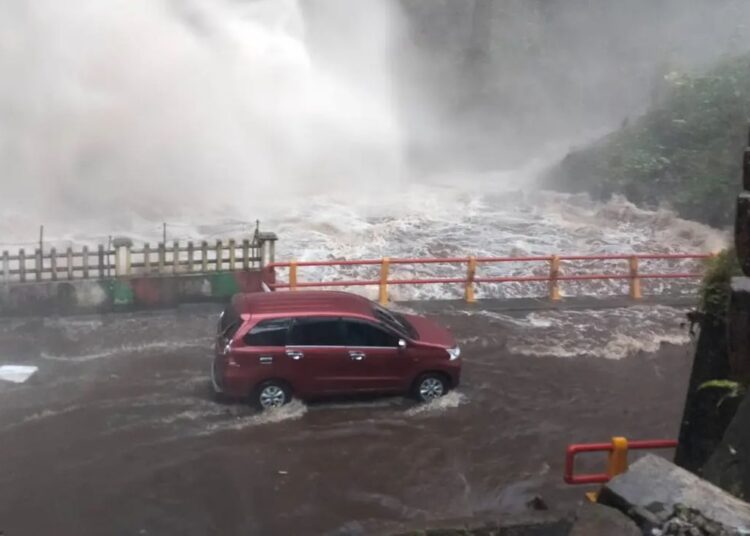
xmin=564 ymin=437 xmax=679 ymax=486
xmin=564 ymin=436 xmax=678 ymax=501
xmin=266 ymin=253 xmax=712 ymax=304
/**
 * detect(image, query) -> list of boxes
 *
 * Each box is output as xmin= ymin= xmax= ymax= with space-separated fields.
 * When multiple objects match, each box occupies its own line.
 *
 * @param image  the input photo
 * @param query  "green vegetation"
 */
xmin=551 ymin=54 xmax=750 ymax=227
xmin=699 ymin=249 xmax=742 ymax=320
xmin=699 ymin=379 xmax=747 ymax=407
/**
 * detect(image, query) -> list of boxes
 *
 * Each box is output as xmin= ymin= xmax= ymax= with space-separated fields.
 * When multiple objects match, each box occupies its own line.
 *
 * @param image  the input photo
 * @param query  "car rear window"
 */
xmin=218 ymin=305 xmax=243 ymax=340
xmin=244 ymin=318 xmax=291 ymax=347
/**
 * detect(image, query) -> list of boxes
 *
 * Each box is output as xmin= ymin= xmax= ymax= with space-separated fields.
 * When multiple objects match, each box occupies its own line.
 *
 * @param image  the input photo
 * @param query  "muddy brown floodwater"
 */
xmin=0 ymin=304 xmax=693 ymax=535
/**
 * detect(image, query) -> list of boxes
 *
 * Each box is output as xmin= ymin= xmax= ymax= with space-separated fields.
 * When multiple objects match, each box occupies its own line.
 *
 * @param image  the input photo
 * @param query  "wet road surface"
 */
xmin=0 ymin=304 xmax=694 ymax=535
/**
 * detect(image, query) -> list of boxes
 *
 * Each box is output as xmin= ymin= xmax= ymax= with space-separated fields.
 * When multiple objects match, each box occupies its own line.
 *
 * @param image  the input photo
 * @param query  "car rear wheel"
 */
xmin=414 ymin=373 xmax=449 ymax=402
xmin=254 ymin=381 xmax=291 ymax=410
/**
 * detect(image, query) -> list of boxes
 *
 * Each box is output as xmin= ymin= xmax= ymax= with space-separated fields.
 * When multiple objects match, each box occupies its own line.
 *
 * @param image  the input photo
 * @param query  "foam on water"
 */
xmin=199 ymin=399 xmax=308 ymax=434
xmin=404 ymin=391 xmax=467 ymax=417
xmin=465 ymin=305 xmax=692 ymax=360
xmin=41 ymin=338 xmax=209 ymax=363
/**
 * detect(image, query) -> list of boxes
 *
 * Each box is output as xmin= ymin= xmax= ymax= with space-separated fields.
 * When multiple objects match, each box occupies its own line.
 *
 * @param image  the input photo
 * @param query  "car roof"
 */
xmin=231 ymin=291 xmax=377 ymax=320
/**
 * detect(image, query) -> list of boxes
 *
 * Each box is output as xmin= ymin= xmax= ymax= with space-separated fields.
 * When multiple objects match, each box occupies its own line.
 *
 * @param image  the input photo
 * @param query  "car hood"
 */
xmin=403 ymin=314 xmax=456 ymax=348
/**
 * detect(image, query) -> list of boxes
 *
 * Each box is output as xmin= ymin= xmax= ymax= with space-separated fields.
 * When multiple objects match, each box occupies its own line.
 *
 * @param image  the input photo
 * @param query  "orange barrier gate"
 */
xmin=266 ymin=253 xmax=712 ymax=305
xmin=564 ymin=437 xmax=678 ymax=500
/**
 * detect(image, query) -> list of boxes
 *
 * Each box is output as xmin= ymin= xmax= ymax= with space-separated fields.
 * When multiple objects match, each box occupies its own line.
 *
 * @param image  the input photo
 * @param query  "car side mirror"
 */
xmin=398 ymin=339 xmax=407 ymax=350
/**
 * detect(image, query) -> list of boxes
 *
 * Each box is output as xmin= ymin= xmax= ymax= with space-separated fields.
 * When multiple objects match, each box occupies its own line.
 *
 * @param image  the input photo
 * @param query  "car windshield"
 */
xmin=373 ymin=304 xmax=419 ymax=340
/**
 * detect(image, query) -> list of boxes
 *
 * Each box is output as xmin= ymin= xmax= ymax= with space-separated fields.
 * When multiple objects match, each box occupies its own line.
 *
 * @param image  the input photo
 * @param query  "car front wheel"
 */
xmin=254 ymin=380 xmax=291 ymax=410
xmin=414 ymin=373 xmax=449 ymax=402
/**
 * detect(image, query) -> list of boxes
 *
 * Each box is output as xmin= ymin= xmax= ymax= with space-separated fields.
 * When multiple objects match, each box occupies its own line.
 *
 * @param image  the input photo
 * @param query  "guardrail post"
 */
xmin=66 ymin=247 xmax=73 ymax=280
xmin=125 ymin=244 xmax=132 ymax=276
xmin=82 ymin=246 xmax=89 ymax=279
xmin=19 ymin=249 xmax=26 ymax=282
xmin=2 ymin=250 xmax=9 ymax=284
xmin=35 ymin=248 xmax=42 ymax=281
xmin=97 ymin=245 xmax=105 ymax=278
xmin=549 ymin=255 xmax=561 ymax=301
xmin=201 ymin=241 xmax=208 ymax=272
xmin=242 ymin=239 xmax=250 ymax=270
xmin=608 ymin=436 xmax=629 ymax=478
xmin=228 ymin=239 xmax=236 ymax=271
xmin=49 ymin=248 xmax=57 ymax=280
xmin=629 ymin=256 xmax=642 ymax=300
xmin=379 ymin=257 xmax=390 ymax=305
xmin=215 ymin=240 xmax=223 ymax=271
xmin=289 ymin=261 xmax=298 ymax=291
xmin=114 ymin=244 xmax=122 ymax=277
xmin=143 ymin=243 xmax=151 ymax=273
xmin=187 ymin=242 xmax=194 ymax=273
xmin=173 ymin=241 xmax=179 ymax=274
xmin=465 ymin=256 xmax=477 ymax=303
xmin=158 ymin=243 xmax=166 ymax=274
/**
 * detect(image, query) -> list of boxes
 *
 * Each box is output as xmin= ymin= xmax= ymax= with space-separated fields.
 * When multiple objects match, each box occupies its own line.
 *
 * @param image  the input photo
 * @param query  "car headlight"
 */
xmin=447 ymin=346 xmax=461 ymax=361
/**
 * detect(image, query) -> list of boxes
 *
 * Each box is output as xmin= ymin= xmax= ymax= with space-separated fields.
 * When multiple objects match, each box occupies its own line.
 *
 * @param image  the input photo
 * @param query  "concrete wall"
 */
xmin=0 ymin=270 xmax=268 ymax=316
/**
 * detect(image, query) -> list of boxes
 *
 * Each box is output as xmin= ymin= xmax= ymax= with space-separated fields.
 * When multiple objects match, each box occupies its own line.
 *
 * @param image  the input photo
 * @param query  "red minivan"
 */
xmin=212 ymin=291 xmax=461 ymax=409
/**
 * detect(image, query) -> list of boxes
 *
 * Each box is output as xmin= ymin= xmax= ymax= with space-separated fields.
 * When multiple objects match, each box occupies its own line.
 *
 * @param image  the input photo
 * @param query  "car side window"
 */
xmin=288 ymin=318 xmax=343 ymax=346
xmin=342 ymin=320 xmax=399 ymax=348
xmin=244 ymin=318 xmax=291 ymax=347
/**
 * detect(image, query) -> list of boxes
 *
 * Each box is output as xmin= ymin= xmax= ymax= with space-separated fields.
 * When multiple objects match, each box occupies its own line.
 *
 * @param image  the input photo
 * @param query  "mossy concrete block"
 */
xmin=729 ymin=277 xmax=750 ymax=382
xmin=737 ymin=192 xmax=750 ymax=276
xmin=598 ymin=455 xmax=750 ymax=532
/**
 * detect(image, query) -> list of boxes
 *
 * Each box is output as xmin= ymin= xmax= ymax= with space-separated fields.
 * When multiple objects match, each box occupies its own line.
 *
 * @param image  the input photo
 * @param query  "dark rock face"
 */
xmin=675 ymin=319 xmax=734 ymax=473
xmin=598 ymin=455 xmax=750 ymax=532
xmin=568 ymin=502 xmax=640 ymax=536
xmin=703 ymin=392 xmax=750 ymax=502
xmin=737 ymin=194 xmax=750 ymax=276
xmin=728 ymin=277 xmax=750 ymax=382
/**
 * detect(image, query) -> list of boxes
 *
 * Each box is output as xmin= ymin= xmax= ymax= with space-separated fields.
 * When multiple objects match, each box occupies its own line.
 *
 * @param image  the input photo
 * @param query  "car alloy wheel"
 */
xmin=418 ymin=376 xmax=445 ymax=401
xmin=257 ymin=383 xmax=289 ymax=409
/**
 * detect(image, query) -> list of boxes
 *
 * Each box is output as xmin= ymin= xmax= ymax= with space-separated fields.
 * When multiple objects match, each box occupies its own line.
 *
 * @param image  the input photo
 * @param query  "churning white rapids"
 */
xmin=0 ymin=178 xmax=727 ymax=361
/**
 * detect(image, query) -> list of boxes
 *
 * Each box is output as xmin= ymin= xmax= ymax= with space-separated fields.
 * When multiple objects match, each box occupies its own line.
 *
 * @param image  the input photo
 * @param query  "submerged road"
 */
xmin=0 ymin=302 xmax=694 ymax=535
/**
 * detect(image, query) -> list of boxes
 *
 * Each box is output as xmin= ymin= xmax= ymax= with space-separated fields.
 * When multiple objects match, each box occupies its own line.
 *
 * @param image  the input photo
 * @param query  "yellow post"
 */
xmin=289 ymin=261 xmax=298 ymax=291
xmin=607 ymin=437 xmax=629 ymax=478
xmin=173 ymin=241 xmax=179 ymax=274
xmin=629 ymin=256 xmax=642 ymax=300
xmin=465 ymin=256 xmax=477 ymax=303
xmin=125 ymin=245 xmax=132 ymax=276
xmin=201 ymin=241 xmax=208 ymax=272
xmin=379 ymin=257 xmax=390 ymax=306
xmin=215 ymin=240 xmax=223 ymax=271
xmin=549 ymin=255 xmax=561 ymax=301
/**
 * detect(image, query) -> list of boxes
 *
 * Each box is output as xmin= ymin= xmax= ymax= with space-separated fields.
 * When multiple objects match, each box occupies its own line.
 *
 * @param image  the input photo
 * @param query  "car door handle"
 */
xmin=286 ymin=351 xmax=304 ymax=361
xmin=349 ymin=351 xmax=366 ymax=361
